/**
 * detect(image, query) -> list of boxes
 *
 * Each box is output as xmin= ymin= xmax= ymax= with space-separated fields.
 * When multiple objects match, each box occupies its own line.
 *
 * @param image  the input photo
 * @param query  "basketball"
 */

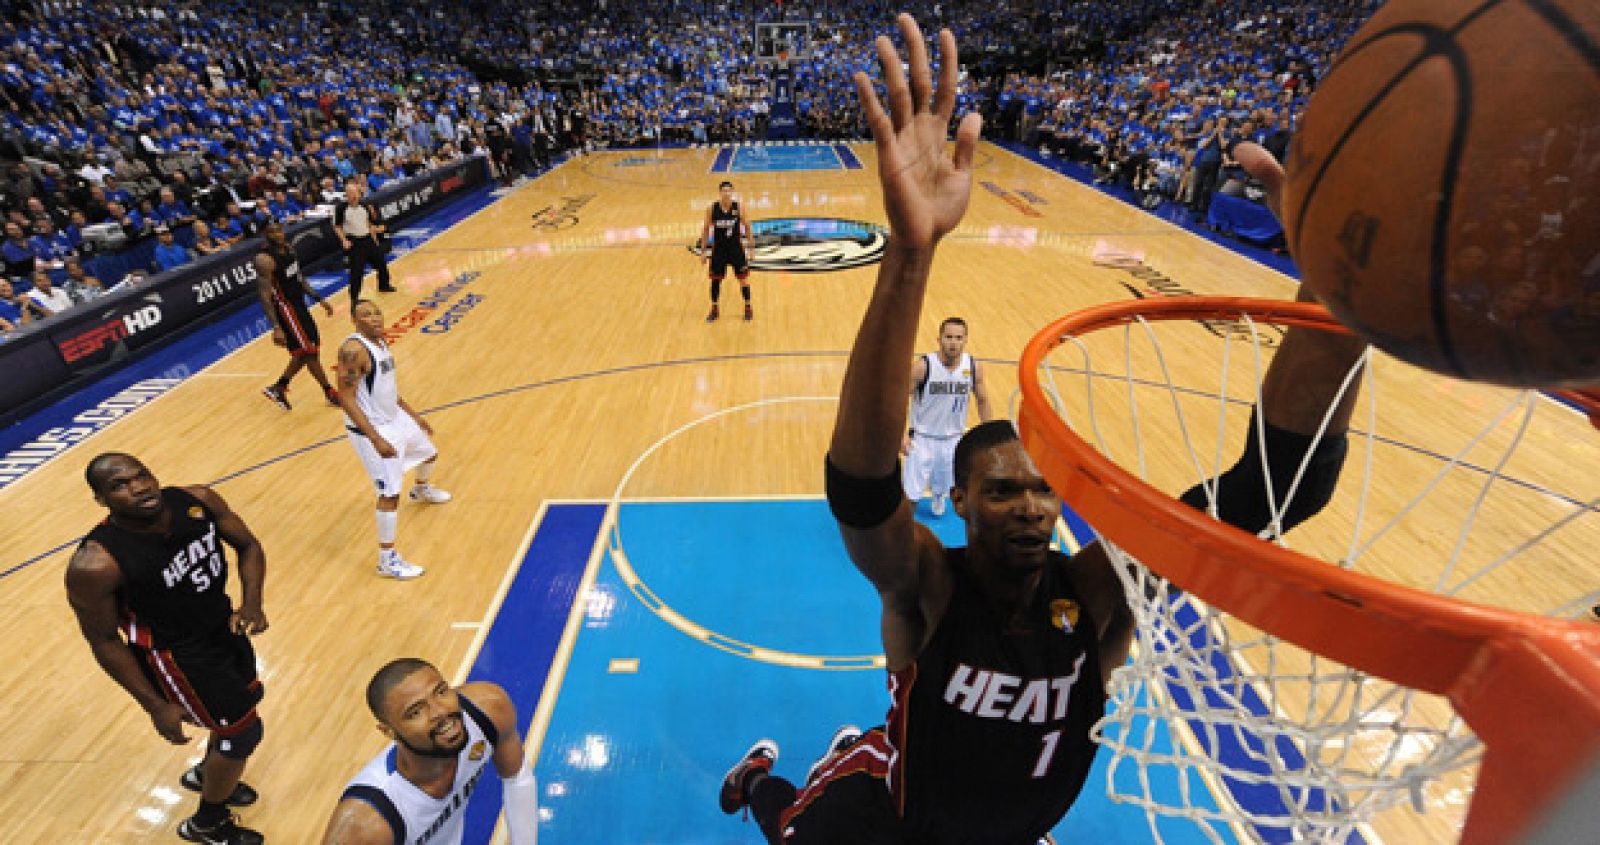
xmin=1282 ymin=0 xmax=1600 ymax=388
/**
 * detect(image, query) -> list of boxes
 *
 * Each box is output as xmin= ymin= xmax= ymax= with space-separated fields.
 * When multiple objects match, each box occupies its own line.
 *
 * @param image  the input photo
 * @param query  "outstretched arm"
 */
xmin=296 ymin=257 xmax=333 ymax=316
xmin=828 ymin=15 xmax=982 ymax=671
xmin=1234 ymin=141 xmax=1367 ymax=435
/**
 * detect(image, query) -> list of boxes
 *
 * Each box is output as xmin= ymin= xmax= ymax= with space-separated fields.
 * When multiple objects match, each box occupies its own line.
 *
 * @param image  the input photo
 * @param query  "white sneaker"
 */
xmin=931 ymin=494 xmax=947 ymax=517
xmin=377 ymin=550 xmax=425 ymax=579
xmin=409 ymin=484 xmax=452 ymax=504
xmin=805 ymin=724 xmax=863 ymax=787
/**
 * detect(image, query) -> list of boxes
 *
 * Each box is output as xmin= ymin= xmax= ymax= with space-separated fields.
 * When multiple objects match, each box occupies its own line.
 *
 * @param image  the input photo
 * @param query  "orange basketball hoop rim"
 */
xmin=1016 ymin=296 xmax=1600 ymax=845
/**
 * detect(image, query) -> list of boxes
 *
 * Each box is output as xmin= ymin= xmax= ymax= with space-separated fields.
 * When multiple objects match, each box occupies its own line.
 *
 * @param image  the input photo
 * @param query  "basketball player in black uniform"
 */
xmin=698 ymin=179 xmax=755 ymax=321
xmin=256 ymin=218 xmax=338 ymax=410
xmin=66 ymin=453 xmax=269 ymax=845
xmin=719 ymin=17 xmax=1134 ymax=843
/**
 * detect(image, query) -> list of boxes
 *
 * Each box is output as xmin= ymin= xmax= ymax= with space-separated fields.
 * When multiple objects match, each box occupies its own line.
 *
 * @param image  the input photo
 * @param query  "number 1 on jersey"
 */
xmin=1032 ymin=729 xmax=1061 ymax=779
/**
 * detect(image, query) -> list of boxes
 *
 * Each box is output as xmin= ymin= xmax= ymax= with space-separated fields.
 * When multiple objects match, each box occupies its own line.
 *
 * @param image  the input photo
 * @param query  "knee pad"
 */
xmin=214 ymin=714 xmax=263 ymax=760
xmin=1180 ymin=410 xmax=1349 ymax=536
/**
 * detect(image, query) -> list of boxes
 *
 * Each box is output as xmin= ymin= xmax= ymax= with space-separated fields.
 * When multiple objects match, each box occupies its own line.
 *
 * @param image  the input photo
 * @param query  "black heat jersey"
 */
xmin=265 ymin=241 xmax=309 ymax=310
xmin=84 ymin=487 xmax=234 ymax=651
xmin=710 ymin=200 xmax=745 ymax=257
xmin=264 ymin=240 xmax=319 ymax=353
xmin=884 ymin=548 xmax=1105 ymax=844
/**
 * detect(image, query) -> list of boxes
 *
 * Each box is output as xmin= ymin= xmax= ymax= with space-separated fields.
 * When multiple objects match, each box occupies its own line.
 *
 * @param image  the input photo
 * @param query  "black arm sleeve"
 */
xmin=825 ymin=454 xmax=905 ymax=530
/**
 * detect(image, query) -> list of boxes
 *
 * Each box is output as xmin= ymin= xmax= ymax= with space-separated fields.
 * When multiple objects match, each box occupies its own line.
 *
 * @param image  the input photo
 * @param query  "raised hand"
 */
xmin=852 ymin=14 xmax=982 ymax=250
xmin=1231 ymin=142 xmax=1286 ymax=221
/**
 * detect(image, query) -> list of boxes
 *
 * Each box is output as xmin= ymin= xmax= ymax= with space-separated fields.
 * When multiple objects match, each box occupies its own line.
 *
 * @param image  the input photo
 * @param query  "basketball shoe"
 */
xmin=409 ymin=484 xmax=452 ymax=504
xmin=706 ymin=303 xmax=720 ymax=322
xmin=176 ymin=814 xmax=263 ymax=845
xmin=719 ymin=738 xmax=779 ymax=815
xmin=743 ymin=303 xmax=753 ymax=321
xmin=377 ymin=549 xmax=425 ymax=579
xmin=179 ymin=764 xmax=258 ymax=807
xmin=261 ymin=384 xmax=290 ymax=411
xmin=804 ymin=724 xmax=863 ymax=787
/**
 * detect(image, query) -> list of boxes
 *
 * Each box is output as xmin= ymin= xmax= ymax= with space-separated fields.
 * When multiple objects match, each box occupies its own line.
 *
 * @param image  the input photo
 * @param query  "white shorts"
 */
xmin=347 ymin=413 xmax=437 ymax=497
xmin=903 ymin=434 xmax=958 ymax=501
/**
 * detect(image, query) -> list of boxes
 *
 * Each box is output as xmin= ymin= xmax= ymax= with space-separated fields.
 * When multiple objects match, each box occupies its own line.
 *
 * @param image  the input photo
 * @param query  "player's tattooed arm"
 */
xmin=337 ymin=340 xmax=381 ymax=436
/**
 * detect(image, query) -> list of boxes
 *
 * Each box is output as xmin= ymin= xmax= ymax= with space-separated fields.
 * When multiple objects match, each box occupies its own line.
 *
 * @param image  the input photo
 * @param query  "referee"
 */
xmin=334 ymin=178 xmax=394 ymax=310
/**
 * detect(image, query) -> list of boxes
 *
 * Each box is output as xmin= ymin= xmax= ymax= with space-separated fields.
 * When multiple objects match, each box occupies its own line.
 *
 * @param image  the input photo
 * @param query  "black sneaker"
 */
xmin=706 ymin=304 xmax=720 ymax=322
xmin=805 ymin=724 xmax=863 ymax=787
xmin=718 ymin=738 xmax=778 ymax=814
xmin=177 ymin=814 xmax=264 ymax=845
xmin=743 ymin=303 xmax=753 ymax=321
xmin=180 ymin=764 xmax=258 ymax=807
xmin=261 ymin=384 xmax=291 ymax=411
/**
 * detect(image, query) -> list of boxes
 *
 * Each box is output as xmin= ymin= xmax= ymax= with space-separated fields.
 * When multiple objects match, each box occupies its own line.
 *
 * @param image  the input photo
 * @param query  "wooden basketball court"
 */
xmin=0 ymin=143 xmax=1593 ymax=843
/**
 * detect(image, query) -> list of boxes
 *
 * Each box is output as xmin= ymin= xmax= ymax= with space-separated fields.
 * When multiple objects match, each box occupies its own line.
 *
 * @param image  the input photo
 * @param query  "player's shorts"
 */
xmin=779 ymin=727 xmax=900 ymax=844
xmin=902 ymin=433 xmax=959 ymax=501
xmin=131 ymin=629 xmax=263 ymax=737
xmin=347 ymin=412 xmax=438 ymax=497
xmin=274 ymin=297 xmax=320 ymax=357
xmin=710 ymin=246 xmax=750 ymax=279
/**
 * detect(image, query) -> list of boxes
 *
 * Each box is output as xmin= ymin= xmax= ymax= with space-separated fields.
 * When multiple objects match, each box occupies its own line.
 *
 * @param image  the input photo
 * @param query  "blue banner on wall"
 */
xmin=0 ymin=156 xmax=489 ymax=420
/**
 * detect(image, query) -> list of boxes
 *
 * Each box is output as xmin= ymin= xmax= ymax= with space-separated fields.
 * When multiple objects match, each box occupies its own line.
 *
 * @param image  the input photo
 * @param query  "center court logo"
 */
xmin=688 ymin=217 xmax=888 ymax=273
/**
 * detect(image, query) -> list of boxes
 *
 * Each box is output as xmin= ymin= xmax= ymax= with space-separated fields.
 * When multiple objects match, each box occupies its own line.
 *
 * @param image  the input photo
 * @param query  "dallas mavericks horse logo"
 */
xmin=689 ymin=217 xmax=888 ymax=273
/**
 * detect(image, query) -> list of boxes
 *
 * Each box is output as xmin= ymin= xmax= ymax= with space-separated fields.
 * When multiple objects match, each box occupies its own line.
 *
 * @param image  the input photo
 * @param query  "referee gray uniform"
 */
xmin=336 ymin=198 xmax=392 ymax=307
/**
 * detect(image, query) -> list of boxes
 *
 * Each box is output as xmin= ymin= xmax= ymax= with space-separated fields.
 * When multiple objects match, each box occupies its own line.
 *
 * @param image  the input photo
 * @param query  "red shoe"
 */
xmin=718 ymin=738 xmax=778 ymax=815
xmin=706 ymin=304 xmax=720 ymax=322
xmin=743 ymin=303 xmax=753 ymax=321
xmin=324 ymin=386 xmax=340 ymax=407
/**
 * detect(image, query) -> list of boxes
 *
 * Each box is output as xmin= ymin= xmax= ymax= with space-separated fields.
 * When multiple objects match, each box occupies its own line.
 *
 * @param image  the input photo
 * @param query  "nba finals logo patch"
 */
xmin=188 ymin=506 xmax=204 ymax=519
xmin=469 ymin=740 xmax=486 ymax=761
xmin=1050 ymin=599 xmax=1080 ymax=635
xmin=689 ymin=217 xmax=888 ymax=273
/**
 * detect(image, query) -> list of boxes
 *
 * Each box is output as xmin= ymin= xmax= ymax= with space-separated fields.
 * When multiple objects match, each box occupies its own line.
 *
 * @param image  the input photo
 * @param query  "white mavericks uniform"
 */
xmin=340 ymin=693 xmax=499 ymax=845
xmin=903 ymin=351 xmax=975 ymax=500
xmin=344 ymin=333 xmax=437 ymax=497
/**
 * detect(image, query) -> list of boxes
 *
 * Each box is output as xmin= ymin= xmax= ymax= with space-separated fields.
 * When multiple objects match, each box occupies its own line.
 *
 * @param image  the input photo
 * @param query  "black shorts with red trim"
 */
xmin=710 ymin=247 xmax=750 ymax=280
xmin=778 ymin=727 xmax=900 ymax=844
xmin=274 ymin=298 xmax=321 ymax=357
xmin=131 ymin=630 xmax=263 ymax=738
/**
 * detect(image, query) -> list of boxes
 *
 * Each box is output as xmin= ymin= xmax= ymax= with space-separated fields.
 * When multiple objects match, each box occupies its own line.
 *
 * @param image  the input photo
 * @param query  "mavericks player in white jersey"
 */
xmin=337 ymin=300 xmax=452 ymax=579
xmin=321 ymin=658 xmax=538 ymax=844
xmin=902 ymin=317 xmax=992 ymax=516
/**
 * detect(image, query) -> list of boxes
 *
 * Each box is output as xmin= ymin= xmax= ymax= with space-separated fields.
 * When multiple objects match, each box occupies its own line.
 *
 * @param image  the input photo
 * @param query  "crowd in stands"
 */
xmin=0 ymin=0 xmax=1381 ymax=339
xmin=999 ymin=0 xmax=1378 ymax=217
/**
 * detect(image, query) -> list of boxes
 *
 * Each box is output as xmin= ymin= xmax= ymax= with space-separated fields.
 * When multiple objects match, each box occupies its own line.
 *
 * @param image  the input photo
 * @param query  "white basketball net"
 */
xmin=1029 ymin=311 xmax=1600 ymax=843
